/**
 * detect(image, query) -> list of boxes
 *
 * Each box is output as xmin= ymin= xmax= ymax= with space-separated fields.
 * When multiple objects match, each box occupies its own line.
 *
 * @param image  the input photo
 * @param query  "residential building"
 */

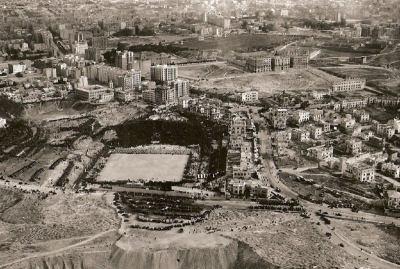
xmin=75 ymin=85 xmax=114 ymax=103
xmin=272 ymin=56 xmax=290 ymax=71
xmin=331 ymin=78 xmax=366 ymax=92
xmin=307 ymin=145 xmax=333 ymax=161
xmin=172 ymin=79 xmax=189 ymax=100
xmin=353 ymin=110 xmax=370 ymax=123
xmin=290 ymin=55 xmax=309 ymax=69
xmin=150 ymin=64 xmax=178 ymax=82
xmin=350 ymin=163 xmax=375 ymax=182
xmin=386 ymin=190 xmax=400 ymax=210
xmin=373 ymin=121 xmax=395 ymax=139
xmin=340 ymin=114 xmax=356 ymax=130
xmin=346 ymin=139 xmax=363 ymax=155
xmin=240 ymin=91 xmax=258 ymax=103
xmin=115 ymin=88 xmax=135 ymax=102
xmin=341 ymin=98 xmax=368 ymax=109
xmin=8 ymin=63 xmax=26 ymax=74
xmin=84 ymin=47 xmax=102 ymax=62
xmin=293 ymin=110 xmax=310 ymax=125
xmin=381 ymin=162 xmax=400 ymax=178
xmin=292 ymin=128 xmax=310 ymax=142
xmin=90 ymin=36 xmax=108 ymax=49
xmin=118 ymin=70 xmax=141 ymax=91
xmin=143 ymin=88 xmax=156 ymax=104
xmin=208 ymin=14 xmax=230 ymax=29
xmin=246 ymin=57 xmax=272 ymax=73
xmin=154 ymin=86 xmax=175 ymax=105
xmin=309 ymin=126 xmax=323 ymax=140
xmin=115 ymin=50 xmax=135 ymax=70
xmin=310 ymin=109 xmax=323 ymax=122
xmin=271 ymin=108 xmax=288 ymax=130
xmin=227 ymin=179 xmax=246 ymax=196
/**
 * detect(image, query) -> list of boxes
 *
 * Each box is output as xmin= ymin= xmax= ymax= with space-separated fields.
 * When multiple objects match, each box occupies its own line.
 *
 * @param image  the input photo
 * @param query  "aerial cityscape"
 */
xmin=0 ymin=0 xmax=399 ymax=268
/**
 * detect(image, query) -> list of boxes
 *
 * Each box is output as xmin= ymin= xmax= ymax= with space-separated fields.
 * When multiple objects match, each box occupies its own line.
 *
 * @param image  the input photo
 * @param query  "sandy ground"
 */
xmin=0 ymin=189 xmax=119 ymax=265
xmin=179 ymin=63 xmax=245 ymax=80
xmin=97 ymin=153 xmax=189 ymax=182
xmin=194 ymin=67 xmax=338 ymax=97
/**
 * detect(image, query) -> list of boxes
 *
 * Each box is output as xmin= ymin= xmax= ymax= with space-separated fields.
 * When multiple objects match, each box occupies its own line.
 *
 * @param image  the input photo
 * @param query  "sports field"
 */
xmin=97 ymin=153 xmax=188 ymax=182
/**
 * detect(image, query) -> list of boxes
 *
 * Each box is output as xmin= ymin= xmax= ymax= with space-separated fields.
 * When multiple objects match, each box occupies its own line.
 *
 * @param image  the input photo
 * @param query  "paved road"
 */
xmin=259 ymin=128 xmax=298 ymax=199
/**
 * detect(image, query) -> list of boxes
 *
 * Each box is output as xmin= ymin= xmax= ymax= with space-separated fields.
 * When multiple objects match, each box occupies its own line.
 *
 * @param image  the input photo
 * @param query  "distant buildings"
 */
xmin=246 ymin=54 xmax=309 ymax=73
xmin=331 ymin=78 xmax=366 ymax=92
xmin=207 ymin=14 xmax=230 ymax=29
xmin=272 ymin=56 xmax=290 ymax=72
xmin=246 ymin=57 xmax=272 ymax=73
xmin=143 ymin=80 xmax=189 ymax=106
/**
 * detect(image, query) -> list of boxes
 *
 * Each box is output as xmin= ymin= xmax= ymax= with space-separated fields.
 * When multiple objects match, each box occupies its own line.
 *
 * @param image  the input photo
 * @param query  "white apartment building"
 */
xmin=240 ymin=91 xmax=258 ymax=103
xmin=293 ymin=110 xmax=310 ymax=124
xmin=150 ymin=64 xmax=178 ymax=82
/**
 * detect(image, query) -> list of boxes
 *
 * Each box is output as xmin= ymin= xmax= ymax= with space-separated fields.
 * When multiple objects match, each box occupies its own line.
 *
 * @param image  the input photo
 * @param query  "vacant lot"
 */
xmin=179 ymin=63 xmax=245 ymax=80
xmin=97 ymin=153 xmax=189 ymax=182
xmin=195 ymin=68 xmax=337 ymax=97
xmin=320 ymin=66 xmax=394 ymax=80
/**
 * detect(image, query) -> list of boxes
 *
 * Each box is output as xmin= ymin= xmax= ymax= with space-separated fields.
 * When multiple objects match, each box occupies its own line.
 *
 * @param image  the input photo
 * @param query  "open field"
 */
xmin=194 ymin=68 xmax=338 ymax=97
xmin=97 ymin=153 xmax=189 ymax=182
xmin=320 ymin=65 xmax=395 ymax=80
xmin=179 ymin=63 xmax=245 ymax=80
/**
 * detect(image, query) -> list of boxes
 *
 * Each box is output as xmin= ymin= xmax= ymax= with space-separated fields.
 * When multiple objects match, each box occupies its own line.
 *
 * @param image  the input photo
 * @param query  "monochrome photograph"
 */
xmin=0 ymin=0 xmax=399 ymax=268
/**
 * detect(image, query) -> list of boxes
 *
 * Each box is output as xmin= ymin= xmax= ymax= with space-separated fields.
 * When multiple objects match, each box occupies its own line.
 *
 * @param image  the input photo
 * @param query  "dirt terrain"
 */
xmin=194 ymin=68 xmax=338 ymax=97
xmin=0 ymin=188 xmax=119 ymax=266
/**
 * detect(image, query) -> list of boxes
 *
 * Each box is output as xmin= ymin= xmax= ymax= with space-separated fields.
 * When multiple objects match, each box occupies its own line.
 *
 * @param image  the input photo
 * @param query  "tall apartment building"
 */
xmin=150 ymin=64 xmax=178 ymax=82
xmin=207 ymin=14 xmax=230 ymax=29
xmin=246 ymin=57 xmax=272 ymax=73
xmin=90 ymin=36 xmax=108 ymax=49
xmin=115 ymin=50 xmax=135 ymax=70
xmin=84 ymin=47 xmax=101 ymax=62
xmin=271 ymin=108 xmax=288 ymax=130
xmin=154 ymin=86 xmax=175 ymax=105
xmin=118 ymin=70 xmax=141 ymax=91
xmin=172 ymin=79 xmax=189 ymax=100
